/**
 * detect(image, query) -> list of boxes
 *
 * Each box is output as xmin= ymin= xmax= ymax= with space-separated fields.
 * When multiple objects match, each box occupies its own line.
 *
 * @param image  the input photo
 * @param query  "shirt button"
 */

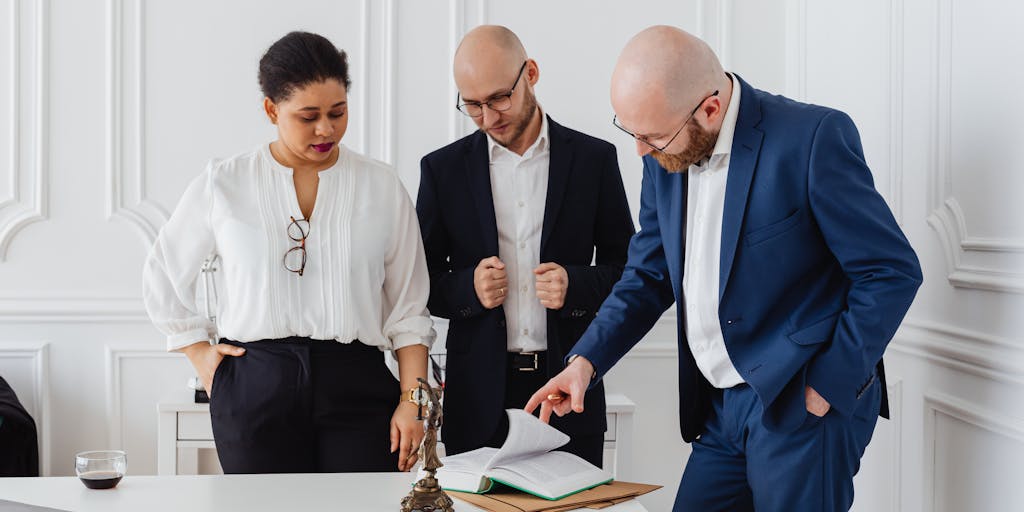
xmin=519 ymin=242 xmax=526 ymax=249
xmin=521 ymin=285 xmax=528 ymax=292
xmin=518 ymin=201 xmax=525 ymax=207
xmin=523 ymin=329 xmax=529 ymax=336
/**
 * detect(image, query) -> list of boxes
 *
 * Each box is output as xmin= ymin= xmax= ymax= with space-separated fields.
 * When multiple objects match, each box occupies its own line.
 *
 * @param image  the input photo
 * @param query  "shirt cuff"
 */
xmin=390 ymin=331 xmax=435 ymax=351
xmin=166 ymin=328 xmax=212 ymax=352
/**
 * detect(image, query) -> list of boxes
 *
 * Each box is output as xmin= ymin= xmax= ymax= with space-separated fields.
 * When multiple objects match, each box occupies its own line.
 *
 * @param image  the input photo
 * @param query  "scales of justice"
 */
xmin=400 ymin=377 xmax=454 ymax=512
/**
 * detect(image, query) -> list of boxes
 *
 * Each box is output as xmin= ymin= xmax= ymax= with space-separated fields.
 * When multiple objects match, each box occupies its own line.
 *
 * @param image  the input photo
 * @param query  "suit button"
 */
xmin=497 ymin=319 xmax=506 ymax=328
xmin=460 ymin=307 xmax=471 ymax=318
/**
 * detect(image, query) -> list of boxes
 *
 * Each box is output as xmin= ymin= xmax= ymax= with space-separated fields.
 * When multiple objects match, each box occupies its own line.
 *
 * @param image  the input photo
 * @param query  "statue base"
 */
xmin=400 ymin=475 xmax=454 ymax=512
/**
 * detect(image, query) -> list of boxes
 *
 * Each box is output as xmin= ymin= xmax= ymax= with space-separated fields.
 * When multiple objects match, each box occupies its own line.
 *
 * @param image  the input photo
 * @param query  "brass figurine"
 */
xmin=400 ymin=378 xmax=453 ymax=512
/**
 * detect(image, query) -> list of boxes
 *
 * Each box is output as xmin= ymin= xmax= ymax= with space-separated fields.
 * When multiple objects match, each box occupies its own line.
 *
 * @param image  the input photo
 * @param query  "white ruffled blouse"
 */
xmin=143 ymin=143 xmax=436 ymax=352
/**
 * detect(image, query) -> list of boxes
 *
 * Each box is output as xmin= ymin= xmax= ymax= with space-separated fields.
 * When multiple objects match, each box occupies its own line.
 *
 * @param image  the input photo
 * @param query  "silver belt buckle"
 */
xmin=518 ymin=352 xmax=539 ymax=372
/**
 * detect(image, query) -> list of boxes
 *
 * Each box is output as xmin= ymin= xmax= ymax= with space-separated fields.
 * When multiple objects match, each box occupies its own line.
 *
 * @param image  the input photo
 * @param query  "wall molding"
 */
xmin=784 ymin=0 xmax=904 ymax=221
xmin=380 ymin=0 xmax=397 ymax=165
xmin=923 ymin=391 xmax=1024 ymax=511
xmin=106 ymin=0 xmax=398 ymax=241
xmin=888 ymin=0 xmax=905 ymax=224
xmin=0 ymin=295 xmax=147 ymax=323
xmin=105 ymin=0 xmax=168 ymax=246
xmin=331 ymin=0 xmax=395 ymax=166
xmin=356 ymin=0 xmax=397 ymax=165
xmin=0 ymin=341 xmax=51 ymax=476
xmin=928 ymin=199 xmax=1024 ymax=293
xmin=891 ymin=320 xmax=1024 ymax=385
xmin=783 ymin=0 xmax=807 ymax=101
xmin=447 ymin=0 xmax=487 ymax=142
xmin=697 ymin=0 xmax=731 ymax=70
xmin=104 ymin=344 xmax=180 ymax=451
xmin=887 ymin=377 xmax=903 ymax=512
xmin=927 ymin=0 xmax=1024 ymax=293
xmin=356 ymin=0 xmax=370 ymax=156
xmin=0 ymin=0 xmax=49 ymax=262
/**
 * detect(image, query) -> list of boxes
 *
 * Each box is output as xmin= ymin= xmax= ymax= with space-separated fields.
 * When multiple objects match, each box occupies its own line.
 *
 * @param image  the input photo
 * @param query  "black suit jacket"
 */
xmin=0 ymin=375 xmax=39 ymax=477
xmin=417 ymin=116 xmax=635 ymax=453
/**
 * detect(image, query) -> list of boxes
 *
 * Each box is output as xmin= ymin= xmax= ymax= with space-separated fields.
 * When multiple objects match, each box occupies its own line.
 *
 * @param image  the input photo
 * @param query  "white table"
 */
xmin=159 ymin=393 xmax=636 ymax=479
xmin=0 ymin=473 xmax=649 ymax=512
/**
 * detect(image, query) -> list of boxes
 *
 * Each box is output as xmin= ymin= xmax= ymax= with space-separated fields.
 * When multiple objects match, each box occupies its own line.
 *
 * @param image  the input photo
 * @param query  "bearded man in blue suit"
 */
xmin=527 ymin=26 xmax=922 ymax=511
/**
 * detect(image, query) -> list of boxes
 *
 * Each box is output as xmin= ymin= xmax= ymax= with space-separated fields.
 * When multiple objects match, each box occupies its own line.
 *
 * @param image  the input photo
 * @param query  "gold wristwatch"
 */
xmin=401 ymin=387 xmax=429 ymax=406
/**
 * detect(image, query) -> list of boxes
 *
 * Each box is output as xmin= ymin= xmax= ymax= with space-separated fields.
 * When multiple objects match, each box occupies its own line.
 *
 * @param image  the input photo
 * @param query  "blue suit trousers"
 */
xmin=674 ymin=381 xmax=881 ymax=511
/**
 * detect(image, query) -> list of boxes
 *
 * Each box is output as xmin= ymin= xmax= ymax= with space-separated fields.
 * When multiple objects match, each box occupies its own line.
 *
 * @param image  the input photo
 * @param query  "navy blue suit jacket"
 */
xmin=417 ymin=116 xmax=635 ymax=453
xmin=572 ymin=76 xmax=922 ymax=442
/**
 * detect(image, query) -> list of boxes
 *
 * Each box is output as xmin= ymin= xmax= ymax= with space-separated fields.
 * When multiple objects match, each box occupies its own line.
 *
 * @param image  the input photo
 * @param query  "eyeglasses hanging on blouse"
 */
xmin=284 ymin=216 xmax=309 ymax=276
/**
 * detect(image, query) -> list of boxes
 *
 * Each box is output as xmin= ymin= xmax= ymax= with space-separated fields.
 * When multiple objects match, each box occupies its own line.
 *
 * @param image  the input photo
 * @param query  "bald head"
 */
xmin=453 ymin=26 xmax=542 ymax=154
xmin=454 ymin=25 xmax=528 ymax=82
xmin=611 ymin=26 xmax=726 ymax=125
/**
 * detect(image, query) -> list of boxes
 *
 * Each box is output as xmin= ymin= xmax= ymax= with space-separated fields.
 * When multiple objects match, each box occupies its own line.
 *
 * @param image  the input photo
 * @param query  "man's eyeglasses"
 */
xmin=456 ymin=61 xmax=528 ymax=118
xmin=613 ymin=90 xmax=719 ymax=153
xmin=284 ymin=216 xmax=309 ymax=276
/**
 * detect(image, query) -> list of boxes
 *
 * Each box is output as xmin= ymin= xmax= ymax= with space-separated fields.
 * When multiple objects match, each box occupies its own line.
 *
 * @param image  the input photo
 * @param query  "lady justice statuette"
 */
xmin=400 ymin=378 xmax=453 ymax=512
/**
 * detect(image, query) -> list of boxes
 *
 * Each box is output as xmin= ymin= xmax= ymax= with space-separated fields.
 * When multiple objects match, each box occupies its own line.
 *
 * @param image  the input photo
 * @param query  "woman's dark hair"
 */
xmin=258 ymin=31 xmax=351 ymax=103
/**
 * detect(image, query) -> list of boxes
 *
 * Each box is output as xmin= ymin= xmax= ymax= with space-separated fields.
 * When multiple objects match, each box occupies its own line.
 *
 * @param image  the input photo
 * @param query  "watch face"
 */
xmin=409 ymin=388 xmax=429 ymax=406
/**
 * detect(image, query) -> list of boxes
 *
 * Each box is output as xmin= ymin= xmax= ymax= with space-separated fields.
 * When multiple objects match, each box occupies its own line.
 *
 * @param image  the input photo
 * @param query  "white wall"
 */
xmin=1 ymin=1 xmax=1021 ymax=511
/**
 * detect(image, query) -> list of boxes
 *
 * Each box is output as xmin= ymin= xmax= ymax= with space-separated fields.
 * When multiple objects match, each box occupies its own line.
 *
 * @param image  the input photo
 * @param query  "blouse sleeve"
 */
xmin=380 ymin=176 xmax=437 ymax=351
xmin=142 ymin=163 xmax=218 ymax=352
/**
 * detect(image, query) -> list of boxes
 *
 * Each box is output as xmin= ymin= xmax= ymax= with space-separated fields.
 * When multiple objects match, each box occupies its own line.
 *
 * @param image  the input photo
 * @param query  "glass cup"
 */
xmin=75 ymin=450 xmax=126 ymax=489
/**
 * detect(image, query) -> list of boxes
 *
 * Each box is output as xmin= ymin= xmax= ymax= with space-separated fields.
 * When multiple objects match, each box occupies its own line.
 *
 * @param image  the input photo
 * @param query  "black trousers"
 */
xmin=209 ymin=337 xmax=400 ymax=474
xmin=482 ymin=351 xmax=605 ymax=468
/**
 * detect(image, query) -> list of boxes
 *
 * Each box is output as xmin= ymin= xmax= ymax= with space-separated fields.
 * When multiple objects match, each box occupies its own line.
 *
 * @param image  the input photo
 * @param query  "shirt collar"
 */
xmin=488 ymin=108 xmax=549 ymax=161
xmin=709 ymin=73 xmax=742 ymax=162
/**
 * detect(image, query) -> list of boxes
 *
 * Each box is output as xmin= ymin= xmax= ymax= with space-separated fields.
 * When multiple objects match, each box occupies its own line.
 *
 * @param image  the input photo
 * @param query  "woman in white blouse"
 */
xmin=142 ymin=31 xmax=435 ymax=473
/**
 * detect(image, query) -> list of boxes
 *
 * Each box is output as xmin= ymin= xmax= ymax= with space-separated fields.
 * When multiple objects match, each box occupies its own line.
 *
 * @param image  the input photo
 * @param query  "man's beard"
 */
xmin=652 ymin=122 xmax=719 ymax=172
xmin=487 ymin=88 xmax=538 ymax=149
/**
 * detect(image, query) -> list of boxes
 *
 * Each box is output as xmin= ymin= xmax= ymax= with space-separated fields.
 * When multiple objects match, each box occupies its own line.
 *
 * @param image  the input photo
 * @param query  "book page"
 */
xmin=438 ymin=447 xmax=497 ymax=472
xmin=433 ymin=447 xmax=498 ymax=493
xmin=484 ymin=409 xmax=569 ymax=470
xmin=488 ymin=450 xmax=613 ymax=500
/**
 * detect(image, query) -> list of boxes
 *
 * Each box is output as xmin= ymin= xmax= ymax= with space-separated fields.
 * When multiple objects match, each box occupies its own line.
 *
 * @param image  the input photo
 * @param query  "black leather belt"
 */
xmin=508 ymin=351 xmax=545 ymax=372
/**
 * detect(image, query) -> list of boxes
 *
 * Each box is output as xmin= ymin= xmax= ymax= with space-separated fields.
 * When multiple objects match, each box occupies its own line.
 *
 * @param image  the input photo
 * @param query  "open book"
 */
xmin=433 ymin=409 xmax=613 ymax=501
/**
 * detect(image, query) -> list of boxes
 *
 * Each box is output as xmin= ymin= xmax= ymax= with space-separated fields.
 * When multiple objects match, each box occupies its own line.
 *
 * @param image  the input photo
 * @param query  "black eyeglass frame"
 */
xmin=455 ymin=61 xmax=529 ymax=118
xmin=612 ymin=90 xmax=720 ymax=153
xmin=284 ymin=216 xmax=309 ymax=276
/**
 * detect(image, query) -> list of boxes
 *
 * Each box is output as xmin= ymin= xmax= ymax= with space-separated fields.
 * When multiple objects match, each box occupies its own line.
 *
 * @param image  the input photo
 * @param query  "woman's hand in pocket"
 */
xmin=181 ymin=341 xmax=246 ymax=398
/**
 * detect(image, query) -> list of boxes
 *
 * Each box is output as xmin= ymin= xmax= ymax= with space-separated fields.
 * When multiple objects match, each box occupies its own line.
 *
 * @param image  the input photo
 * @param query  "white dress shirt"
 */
xmin=683 ymin=73 xmax=744 ymax=388
xmin=488 ymin=113 xmax=550 ymax=353
xmin=143 ymin=143 xmax=436 ymax=352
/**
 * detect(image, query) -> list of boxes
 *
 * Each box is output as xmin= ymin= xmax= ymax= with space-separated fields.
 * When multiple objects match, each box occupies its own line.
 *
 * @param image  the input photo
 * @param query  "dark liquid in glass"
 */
xmin=79 ymin=470 xmax=123 ymax=489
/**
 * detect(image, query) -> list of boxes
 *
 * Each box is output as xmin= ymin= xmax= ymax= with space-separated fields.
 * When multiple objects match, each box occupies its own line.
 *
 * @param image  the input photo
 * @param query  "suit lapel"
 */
xmin=719 ymin=76 xmax=765 ymax=300
xmin=466 ymin=132 xmax=499 ymax=256
xmin=659 ymin=163 xmax=687 ymax=303
xmin=541 ymin=116 xmax=572 ymax=256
